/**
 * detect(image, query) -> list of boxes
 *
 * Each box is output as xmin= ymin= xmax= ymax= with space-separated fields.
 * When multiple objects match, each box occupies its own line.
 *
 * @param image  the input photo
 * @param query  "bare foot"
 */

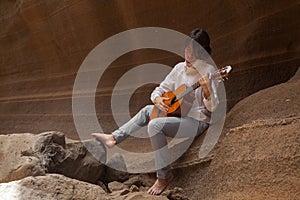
xmin=91 ymin=133 xmax=116 ymax=148
xmin=147 ymin=175 xmax=174 ymax=195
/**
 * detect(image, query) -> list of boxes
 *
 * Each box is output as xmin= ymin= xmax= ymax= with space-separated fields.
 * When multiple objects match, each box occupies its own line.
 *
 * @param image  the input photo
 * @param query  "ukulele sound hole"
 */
xmin=171 ymin=97 xmax=177 ymax=105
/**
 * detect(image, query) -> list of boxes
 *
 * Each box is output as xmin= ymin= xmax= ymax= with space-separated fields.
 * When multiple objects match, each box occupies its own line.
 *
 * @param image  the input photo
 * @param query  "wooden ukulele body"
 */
xmin=150 ymin=84 xmax=190 ymax=120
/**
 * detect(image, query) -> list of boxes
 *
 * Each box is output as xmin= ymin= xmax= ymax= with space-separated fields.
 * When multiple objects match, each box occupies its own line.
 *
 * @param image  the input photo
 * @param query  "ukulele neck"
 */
xmin=173 ymin=65 xmax=232 ymax=102
xmin=174 ymin=82 xmax=201 ymax=102
xmin=175 ymin=87 xmax=192 ymax=101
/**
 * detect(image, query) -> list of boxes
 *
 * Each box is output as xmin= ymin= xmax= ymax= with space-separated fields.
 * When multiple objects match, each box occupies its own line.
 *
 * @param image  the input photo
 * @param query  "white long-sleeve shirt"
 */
xmin=150 ymin=60 xmax=219 ymax=123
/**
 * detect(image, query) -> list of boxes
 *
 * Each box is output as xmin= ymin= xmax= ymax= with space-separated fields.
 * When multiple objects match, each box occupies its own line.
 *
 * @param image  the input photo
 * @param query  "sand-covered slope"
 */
xmin=225 ymin=67 xmax=300 ymax=131
xmin=171 ymin=68 xmax=300 ymax=199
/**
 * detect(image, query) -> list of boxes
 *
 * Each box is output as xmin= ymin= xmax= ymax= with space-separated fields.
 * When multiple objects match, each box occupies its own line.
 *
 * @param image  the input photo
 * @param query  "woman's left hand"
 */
xmin=199 ymin=75 xmax=212 ymax=99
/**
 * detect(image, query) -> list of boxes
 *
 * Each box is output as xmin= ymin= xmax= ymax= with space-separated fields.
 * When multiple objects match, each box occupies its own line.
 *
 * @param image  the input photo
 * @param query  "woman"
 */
xmin=92 ymin=28 xmax=219 ymax=195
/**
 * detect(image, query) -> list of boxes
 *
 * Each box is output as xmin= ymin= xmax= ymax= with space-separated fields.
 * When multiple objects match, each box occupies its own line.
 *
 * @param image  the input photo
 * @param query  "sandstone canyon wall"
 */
xmin=0 ymin=0 xmax=299 ymax=137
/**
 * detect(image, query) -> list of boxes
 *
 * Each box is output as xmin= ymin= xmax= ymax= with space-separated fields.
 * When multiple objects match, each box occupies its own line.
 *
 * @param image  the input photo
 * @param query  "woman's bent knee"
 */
xmin=148 ymin=118 xmax=166 ymax=137
xmin=143 ymin=105 xmax=154 ymax=112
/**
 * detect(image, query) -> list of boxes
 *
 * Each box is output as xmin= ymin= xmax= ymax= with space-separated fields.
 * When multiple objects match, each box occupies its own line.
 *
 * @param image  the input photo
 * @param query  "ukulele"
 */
xmin=150 ymin=65 xmax=232 ymax=120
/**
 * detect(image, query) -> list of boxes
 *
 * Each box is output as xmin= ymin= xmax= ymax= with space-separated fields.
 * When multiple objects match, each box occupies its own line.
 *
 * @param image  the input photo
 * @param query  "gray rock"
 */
xmin=0 ymin=174 xmax=108 ymax=200
xmin=0 ymin=133 xmax=47 ymax=183
xmin=0 ymin=131 xmax=106 ymax=184
xmin=108 ymin=181 xmax=128 ymax=192
xmin=124 ymin=174 xmax=154 ymax=188
xmin=102 ymin=153 xmax=130 ymax=183
xmin=42 ymin=138 xmax=106 ymax=183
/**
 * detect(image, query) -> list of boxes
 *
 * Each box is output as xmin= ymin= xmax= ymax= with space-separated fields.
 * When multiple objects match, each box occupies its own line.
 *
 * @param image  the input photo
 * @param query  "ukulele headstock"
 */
xmin=213 ymin=65 xmax=232 ymax=81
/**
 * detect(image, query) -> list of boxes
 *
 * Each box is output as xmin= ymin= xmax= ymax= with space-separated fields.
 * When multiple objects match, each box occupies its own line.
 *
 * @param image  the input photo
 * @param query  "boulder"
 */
xmin=0 ymin=133 xmax=46 ymax=183
xmin=42 ymin=136 xmax=107 ymax=183
xmin=124 ymin=174 xmax=155 ymax=188
xmin=0 ymin=174 xmax=108 ymax=200
xmin=0 ymin=131 xmax=106 ymax=184
xmin=108 ymin=181 xmax=128 ymax=192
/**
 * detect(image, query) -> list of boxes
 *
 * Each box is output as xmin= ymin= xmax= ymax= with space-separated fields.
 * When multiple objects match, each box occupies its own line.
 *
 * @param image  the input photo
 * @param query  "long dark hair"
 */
xmin=185 ymin=28 xmax=212 ymax=58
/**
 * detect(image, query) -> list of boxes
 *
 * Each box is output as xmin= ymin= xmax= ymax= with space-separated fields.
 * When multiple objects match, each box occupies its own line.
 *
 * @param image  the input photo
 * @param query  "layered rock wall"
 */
xmin=0 ymin=0 xmax=299 ymax=137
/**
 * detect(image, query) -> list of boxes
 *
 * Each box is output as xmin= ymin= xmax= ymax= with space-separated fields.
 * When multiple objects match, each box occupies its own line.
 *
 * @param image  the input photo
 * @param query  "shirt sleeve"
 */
xmin=202 ymin=79 xmax=219 ymax=112
xmin=150 ymin=65 xmax=178 ymax=103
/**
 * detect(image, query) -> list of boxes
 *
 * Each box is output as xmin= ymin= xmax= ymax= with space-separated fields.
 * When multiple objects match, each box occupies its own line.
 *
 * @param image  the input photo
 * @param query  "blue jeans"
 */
xmin=112 ymin=105 xmax=209 ymax=179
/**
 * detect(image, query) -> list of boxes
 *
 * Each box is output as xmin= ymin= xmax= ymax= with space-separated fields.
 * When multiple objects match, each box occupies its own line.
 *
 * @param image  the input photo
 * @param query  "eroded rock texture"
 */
xmin=0 ymin=131 xmax=106 ymax=184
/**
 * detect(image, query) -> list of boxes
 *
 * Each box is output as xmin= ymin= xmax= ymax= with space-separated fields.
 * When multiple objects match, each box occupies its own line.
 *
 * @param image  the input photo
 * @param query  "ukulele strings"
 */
xmin=174 ymin=70 xmax=219 ymax=102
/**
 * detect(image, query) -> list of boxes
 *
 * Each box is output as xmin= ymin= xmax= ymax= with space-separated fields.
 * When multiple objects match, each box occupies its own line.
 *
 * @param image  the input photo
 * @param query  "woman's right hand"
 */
xmin=153 ymin=96 xmax=169 ymax=112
